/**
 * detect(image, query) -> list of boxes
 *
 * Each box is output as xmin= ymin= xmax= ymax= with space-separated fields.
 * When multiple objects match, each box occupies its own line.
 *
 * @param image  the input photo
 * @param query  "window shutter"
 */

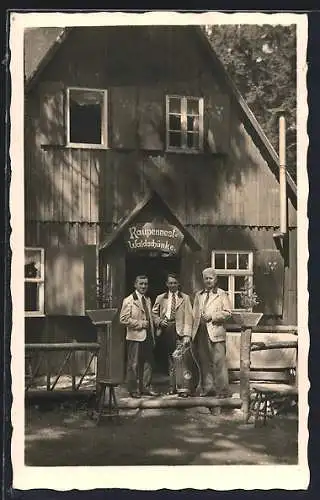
xmin=205 ymin=88 xmax=230 ymax=153
xmin=253 ymin=249 xmax=285 ymax=316
xmin=137 ymin=87 xmax=164 ymax=150
xmin=39 ymin=81 xmax=65 ymax=146
xmin=45 ymin=245 xmax=97 ymax=315
xmin=110 ymin=87 xmax=138 ymax=149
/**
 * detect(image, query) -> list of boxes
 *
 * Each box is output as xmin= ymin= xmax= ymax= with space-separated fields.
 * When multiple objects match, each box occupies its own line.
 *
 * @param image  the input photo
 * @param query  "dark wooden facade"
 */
xmin=24 ymin=26 xmax=297 ymax=376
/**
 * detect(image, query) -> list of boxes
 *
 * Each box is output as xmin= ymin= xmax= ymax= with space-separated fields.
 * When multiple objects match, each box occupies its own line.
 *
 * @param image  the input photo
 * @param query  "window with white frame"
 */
xmin=212 ymin=251 xmax=253 ymax=310
xmin=25 ymin=248 xmax=45 ymax=316
xmin=66 ymin=88 xmax=108 ymax=148
xmin=166 ymin=95 xmax=204 ymax=152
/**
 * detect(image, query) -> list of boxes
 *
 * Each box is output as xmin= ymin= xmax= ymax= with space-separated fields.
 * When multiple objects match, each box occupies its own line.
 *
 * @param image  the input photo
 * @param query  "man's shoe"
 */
xmin=142 ymin=389 xmax=159 ymax=397
xmin=178 ymin=392 xmax=189 ymax=398
xmin=216 ymin=393 xmax=230 ymax=399
xmin=167 ymin=388 xmax=176 ymax=395
xmin=129 ymin=391 xmax=141 ymax=399
xmin=200 ymin=390 xmax=216 ymax=397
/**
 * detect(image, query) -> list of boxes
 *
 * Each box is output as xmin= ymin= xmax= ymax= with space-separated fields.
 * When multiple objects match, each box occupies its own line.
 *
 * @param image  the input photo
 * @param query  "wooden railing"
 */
xmin=240 ymin=336 xmax=298 ymax=421
xmin=25 ymin=342 xmax=100 ymax=392
xmin=25 ymin=334 xmax=298 ymax=423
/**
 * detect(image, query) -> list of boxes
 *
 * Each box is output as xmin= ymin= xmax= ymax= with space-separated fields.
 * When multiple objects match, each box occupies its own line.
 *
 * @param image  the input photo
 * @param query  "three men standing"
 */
xmin=120 ymin=267 xmax=232 ymax=399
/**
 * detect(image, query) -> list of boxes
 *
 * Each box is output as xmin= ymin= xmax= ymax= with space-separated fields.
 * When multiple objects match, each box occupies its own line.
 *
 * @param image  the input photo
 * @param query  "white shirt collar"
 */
xmin=135 ymin=290 xmax=145 ymax=301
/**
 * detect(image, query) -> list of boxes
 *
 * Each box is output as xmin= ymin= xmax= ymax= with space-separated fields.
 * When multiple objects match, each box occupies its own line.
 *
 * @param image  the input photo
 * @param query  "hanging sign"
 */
xmin=125 ymin=222 xmax=184 ymax=255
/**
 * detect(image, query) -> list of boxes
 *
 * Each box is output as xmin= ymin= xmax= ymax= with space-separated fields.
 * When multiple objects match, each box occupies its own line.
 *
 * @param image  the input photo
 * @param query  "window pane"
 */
xmin=169 ymin=131 xmax=182 ymax=148
xmin=214 ymin=253 xmax=226 ymax=269
xmin=235 ymin=276 xmax=246 ymax=292
xmin=187 ymin=98 xmax=199 ymax=115
xmin=25 ymin=249 xmax=42 ymax=278
xmin=187 ymin=132 xmax=199 ymax=148
xmin=234 ymin=293 xmax=243 ymax=309
xmin=238 ymin=253 xmax=249 ymax=270
xmin=227 ymin=253 xmax=237 ymax=269
xmin=25 ymin=283 xmax=39 ymax=311
xmin=69 ymin=89 xmax=103 ymax=144
xmin=169 ymin=97 xmax=181 ymax=113
xmin=169 ymin=114 xmax=181 ymax=131
xmin=187 ymin=115 xmax=199 ymax=132
xmin=217 ymin=275 xmax=229 ymax=291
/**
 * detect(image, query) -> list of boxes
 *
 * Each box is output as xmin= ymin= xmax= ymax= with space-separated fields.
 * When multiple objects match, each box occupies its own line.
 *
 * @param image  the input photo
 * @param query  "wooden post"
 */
xmin=71 ymin=339 xmax=77 ymax=391
xmin=240 ymin=326 xmax=252 ymax=423
xmin=46 ymin=355 xmax=51 ymax=391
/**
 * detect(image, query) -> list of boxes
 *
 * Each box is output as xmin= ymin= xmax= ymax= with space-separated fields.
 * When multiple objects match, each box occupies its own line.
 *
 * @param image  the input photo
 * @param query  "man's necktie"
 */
xmin=141 ymin=295 xmax=150 ymax=328
xmin=203 ymin=290 xmax=210 ymax=312
xmin=169 ymin=293 xmax=176 ymax=320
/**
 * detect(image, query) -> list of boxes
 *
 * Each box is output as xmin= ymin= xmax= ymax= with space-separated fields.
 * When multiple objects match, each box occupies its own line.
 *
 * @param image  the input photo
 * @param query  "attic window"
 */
xmin=66 ymin=88 xmax=108 ymax=148
xmin=166 ymin=95 xmax=204 ymax=152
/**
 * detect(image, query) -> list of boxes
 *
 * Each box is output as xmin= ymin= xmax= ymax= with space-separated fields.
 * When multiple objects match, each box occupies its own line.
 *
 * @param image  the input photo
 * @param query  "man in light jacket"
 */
xmin=192 ymin=267 xmax=232 ymax=397
xmin=152 ymin=273 xmax=193 ymax=396
xmin=120 ymin=275 xmax=158 ymax=398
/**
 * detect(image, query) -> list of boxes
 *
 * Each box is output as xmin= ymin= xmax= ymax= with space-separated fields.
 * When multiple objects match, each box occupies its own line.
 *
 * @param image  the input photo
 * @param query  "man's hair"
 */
xmin=166 ymin=272 xmax=179 ymax=282
xmin=135 ymin=274 xmax=148 ymax=282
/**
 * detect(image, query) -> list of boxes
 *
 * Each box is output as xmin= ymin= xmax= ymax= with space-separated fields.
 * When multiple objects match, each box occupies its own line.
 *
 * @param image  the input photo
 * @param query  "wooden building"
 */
xmin=24 ymin=25 xmax=297 ymax=380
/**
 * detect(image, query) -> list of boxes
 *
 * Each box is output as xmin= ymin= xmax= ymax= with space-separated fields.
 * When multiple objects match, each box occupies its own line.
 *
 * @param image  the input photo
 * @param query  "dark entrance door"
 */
xmin=125 ymin=252 xmax=181 ymax=376
xmin=125 ymin=253 xmax=181 ymax=303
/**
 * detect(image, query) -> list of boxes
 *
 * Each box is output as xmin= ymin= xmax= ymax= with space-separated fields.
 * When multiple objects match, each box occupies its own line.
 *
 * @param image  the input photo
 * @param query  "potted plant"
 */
xmin=232 ymin=277 xmax=263 ymax=328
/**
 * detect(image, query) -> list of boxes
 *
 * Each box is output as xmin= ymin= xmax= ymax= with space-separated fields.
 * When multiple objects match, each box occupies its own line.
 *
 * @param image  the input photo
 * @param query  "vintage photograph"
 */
xmin=10 ymin=11 xmax=309 ymax=491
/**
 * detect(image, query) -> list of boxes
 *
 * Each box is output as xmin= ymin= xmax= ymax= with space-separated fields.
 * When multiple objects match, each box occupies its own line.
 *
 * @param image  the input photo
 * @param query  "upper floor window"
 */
xmin=212 ymin=250 xmax=253 ymax=310
xmin=25 ymin=248 xmax=45 ymax=316
xmin=166 ymin=95 xmax=204 ymax=152
xmin=66 ymin=88 xmax=108 ymax=148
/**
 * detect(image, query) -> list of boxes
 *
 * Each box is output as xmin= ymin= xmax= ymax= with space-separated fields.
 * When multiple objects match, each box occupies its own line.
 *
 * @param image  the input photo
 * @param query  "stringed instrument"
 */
xmin=172 ymin=341 xmax=201 ymax=396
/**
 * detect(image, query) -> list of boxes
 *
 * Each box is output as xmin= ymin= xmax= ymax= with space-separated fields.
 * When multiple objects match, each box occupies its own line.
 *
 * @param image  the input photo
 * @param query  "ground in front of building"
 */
xmin=25 ymin=381 xmax=298 ymax=466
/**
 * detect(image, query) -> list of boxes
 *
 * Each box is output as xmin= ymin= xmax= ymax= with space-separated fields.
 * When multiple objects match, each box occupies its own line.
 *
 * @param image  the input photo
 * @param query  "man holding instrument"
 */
xmin=152 ymin=273 xmax=195 ymax=397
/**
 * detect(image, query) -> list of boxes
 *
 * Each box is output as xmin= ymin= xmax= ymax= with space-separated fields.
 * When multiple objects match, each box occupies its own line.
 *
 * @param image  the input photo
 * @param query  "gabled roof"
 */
xmin=24 ymin=25 xmax=297 ymax=202
xmin=99 ymin=187 xmax=202 ymax=252
xmin=24 ymin=27 xmax=70 ymax=86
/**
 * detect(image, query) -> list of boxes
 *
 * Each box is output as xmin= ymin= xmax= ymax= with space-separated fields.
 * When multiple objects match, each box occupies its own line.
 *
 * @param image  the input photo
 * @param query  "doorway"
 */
xmin=125 ymin=252 xmax=181 ymax=376
xmin=125 ymin=253 xmax=181 ymax=303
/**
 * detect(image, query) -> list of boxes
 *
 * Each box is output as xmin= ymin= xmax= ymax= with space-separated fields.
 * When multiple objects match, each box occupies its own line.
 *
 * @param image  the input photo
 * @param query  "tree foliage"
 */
xmin=206 ymin=24 xmax=296 ymax=180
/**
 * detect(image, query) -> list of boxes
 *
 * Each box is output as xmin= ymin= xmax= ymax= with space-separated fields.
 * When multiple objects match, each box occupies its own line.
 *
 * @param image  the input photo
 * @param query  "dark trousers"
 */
xmin=195 ymin=323 xmax=230 ymax=397
xmin=126 ymin=331 xmax=154 ymax=393
xmin=162 ymin=322 xmax=184 ymax=391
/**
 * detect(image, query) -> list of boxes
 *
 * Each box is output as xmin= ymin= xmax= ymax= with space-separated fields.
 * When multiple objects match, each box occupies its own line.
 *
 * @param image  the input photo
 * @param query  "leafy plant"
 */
xmin=238 ymin=277 xmax=260 ymax=310
xmin=205 ymin=24 xmax=296 ymax=181
xmin=96 ymin=278 xmax=113 ymax=308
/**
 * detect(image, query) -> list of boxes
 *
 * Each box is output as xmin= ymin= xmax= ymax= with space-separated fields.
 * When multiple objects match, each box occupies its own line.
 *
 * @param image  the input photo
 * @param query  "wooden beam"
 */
xmin=251 ymin=341 xmax=297 ymax=352
xmin=239 ymin=327 xmax=252 ymax=423
xmin=226 ymin=325 xmax=297 ymax=334
xmin=111 ymin=396 xmax=242 ymax=410
xmin=25 ymin=343 xmax=100 ymax=351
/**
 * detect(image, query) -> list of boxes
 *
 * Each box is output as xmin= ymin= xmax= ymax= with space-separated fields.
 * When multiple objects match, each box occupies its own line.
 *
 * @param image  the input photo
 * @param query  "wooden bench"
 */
xmin=249 ymin=340 xmax=298 ymax=426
